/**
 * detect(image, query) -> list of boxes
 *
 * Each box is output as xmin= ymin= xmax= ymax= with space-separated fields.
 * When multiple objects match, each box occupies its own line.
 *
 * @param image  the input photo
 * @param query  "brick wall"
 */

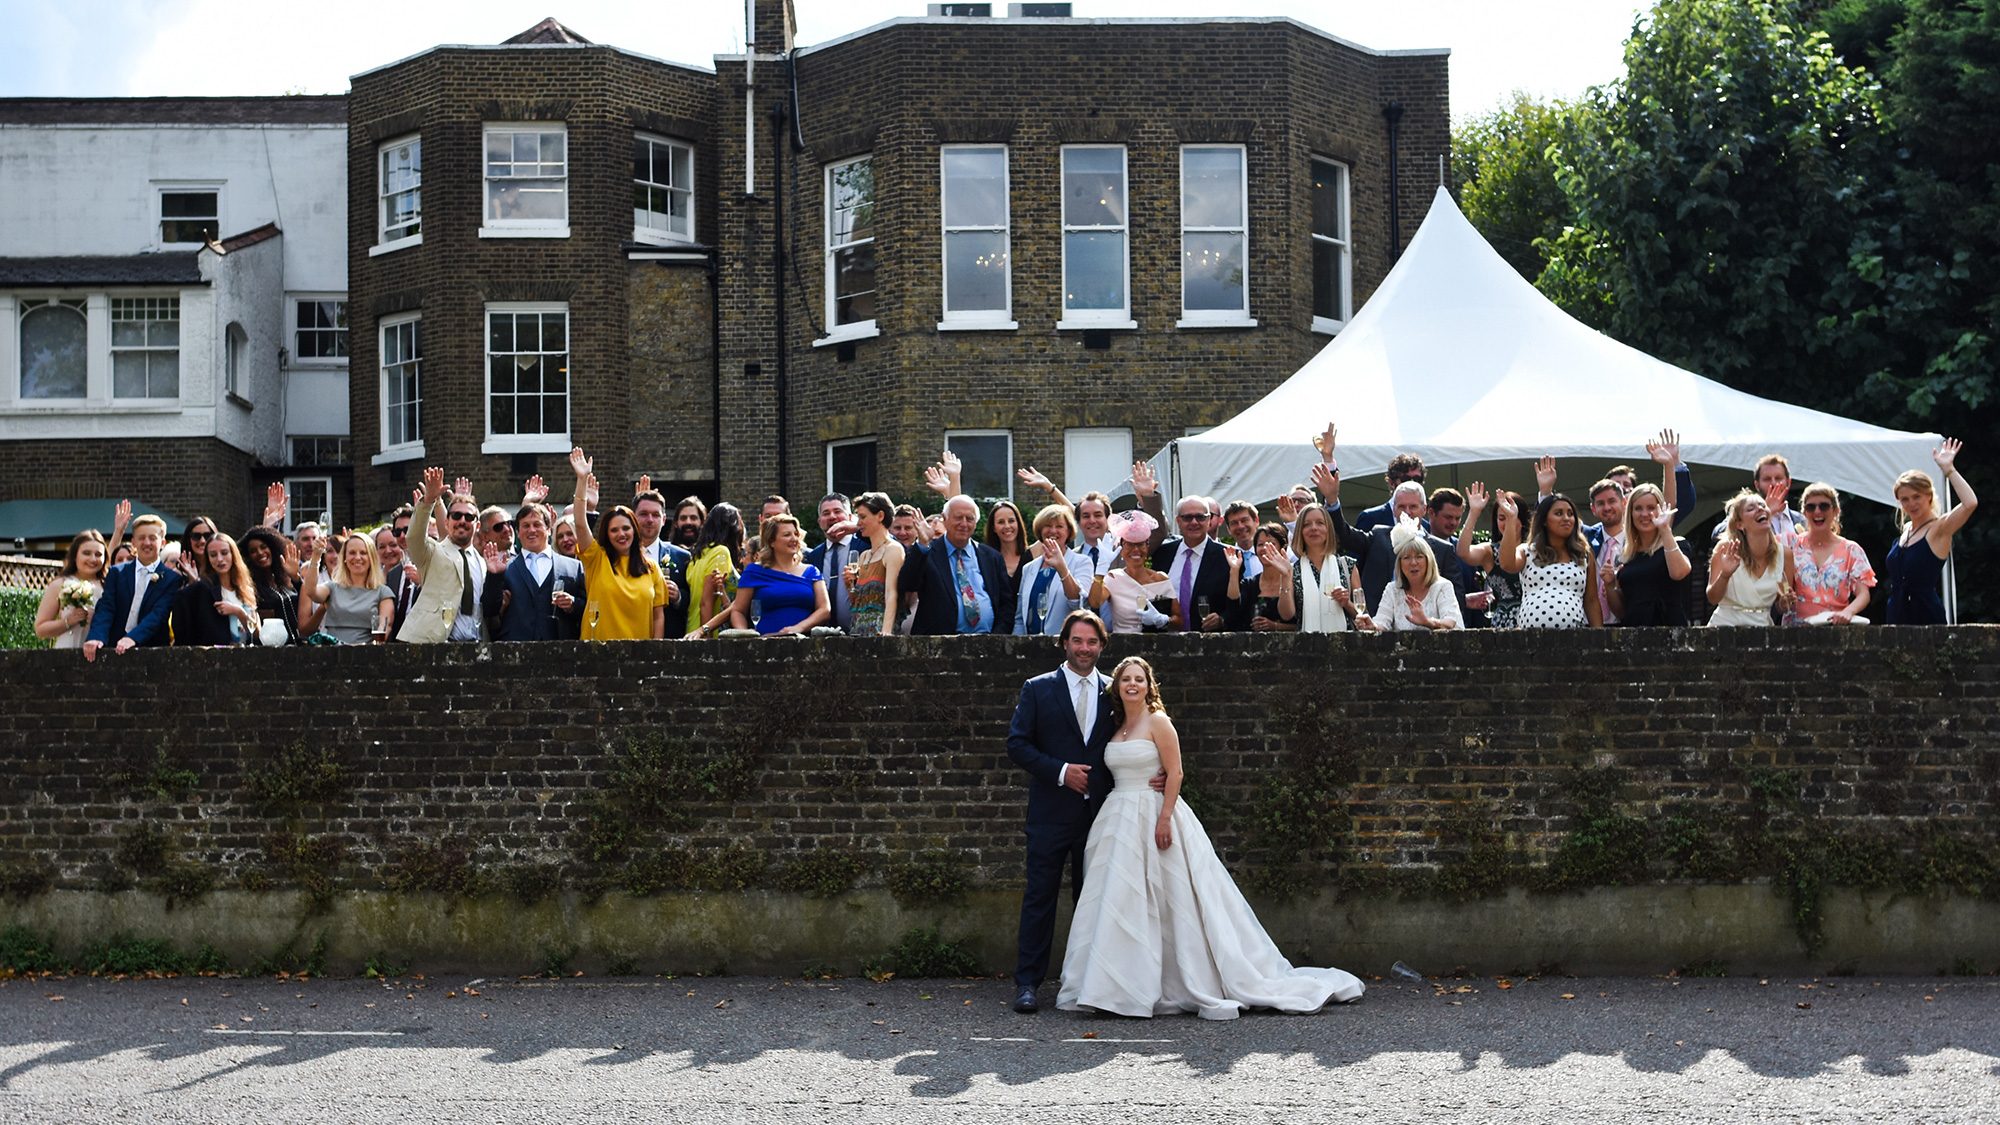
xmin=0 ymin=438 xmax=254 ymax=533
xmin=1 ymin=627 xmax=1993 ymax=899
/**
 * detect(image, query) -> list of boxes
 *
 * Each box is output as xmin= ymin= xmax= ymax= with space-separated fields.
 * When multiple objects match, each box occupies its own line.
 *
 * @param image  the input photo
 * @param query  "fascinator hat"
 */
xmin=1106 ymin=510 xmax=1160 ymax=545
xmin=1390 ymin=514 xmax=1439 ymax=587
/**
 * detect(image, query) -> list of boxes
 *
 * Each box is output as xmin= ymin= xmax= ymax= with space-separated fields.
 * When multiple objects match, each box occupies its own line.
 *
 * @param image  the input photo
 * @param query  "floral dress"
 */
xmin=1786 ymin=536 xmax=1875 ymax=624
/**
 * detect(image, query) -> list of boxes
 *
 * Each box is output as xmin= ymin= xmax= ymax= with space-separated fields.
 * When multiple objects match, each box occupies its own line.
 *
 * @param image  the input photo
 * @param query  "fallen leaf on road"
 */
xmin=1560 ymin=994 xmax=1576 ymax=999
xmin=1497 ymin=981 xmax=1513 ymax=990
xmin=239 ymin=1016 xmax=252 ymax=1022
xmin=1675 ymin=1041 xmax=1684 ymax=1045
xmin=180 ymin=998 xmax=188 ymax=1005
xmin=47 ymin=996 xmax=63 ymax=1002
xmin=714 ymin=1000 xmax=728 ymax=1008
xmin=446 ymin=992 xmax=456 ymax=998
xmin=211 ymin=1024 xmax=228 ymax=1030
xmin=873 ymin=1020 xmax=884 ymax=1025
xmin=889 ymin=1029 xmax=903 ymax=1034
xmin=466 ymin=989 xmax=481 ymax=997
xmin=1082 ymin=1032 xmax=1098 ymax=1039
xmin=1797 ymin=1003 xmax=1812 ymax=1009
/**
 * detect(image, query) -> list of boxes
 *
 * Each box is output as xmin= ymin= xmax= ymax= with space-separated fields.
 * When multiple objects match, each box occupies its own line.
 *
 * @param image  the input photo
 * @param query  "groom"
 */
xmin=1005 ymin=608 xmax=1119 ymax=1014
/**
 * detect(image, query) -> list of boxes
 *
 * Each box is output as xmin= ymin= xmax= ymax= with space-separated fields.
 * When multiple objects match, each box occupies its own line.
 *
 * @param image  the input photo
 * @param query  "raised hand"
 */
xmin=1017 ymin=466 xmax=1055 ymax=492
xmin=582 ymin=473 xmax=601 ymax=511
xmin=1223 ymin=544 xmax=1242 ymax=572
xmin=1130 ymin=461 xmax=1159 ymax=499
xmin=1257 ymin=540 xmax=1292 ymax=580
xmin=1647 ymin=428 xmax=1681 ymax=466
xmin=1465 ymin=482 xmax=1489 ymax=512
xmin=1313 ymin=421 xmax=1338 ymax=461
xmin=453 ymin=476 xmax=473 ymax=501
xmin=1535 ymin=456 xmax=1558 ymax=496
xmin=939 ymin=449 xmax=961 ymax=476
xmin=1658 ymin=507 xmax=1679 ymax=529
xmin=568 ymin=447 xmax=592 ymax=479
xmin=481 ymin=540 xmax=508 ymax=575
xmin=1760 ymin=477 xmax=1790 ymax=513
xmin=1310 ymin=461 xmax=1339 ymax=501
xmin=1274 ymin=493 xmax=1300 ymax=523
xmin=113 ymin=499 xmax=133 ymax=535
xmin=1934 ymin=437 xmax=1962 ymax=474
xmin=261 ymin=483 xmax=287 ymax=528
xmin=635 ymin=473 xmax=652 ymax=496
xmin=923 ymin=463 xmax=952 ymax=496
xmin=1497 ymin=492 xmax=1520 ymax=522
xmin=1405 ymin=593 xmax=1432 ymax=628
xmin=522 ymin=475 xmax=549 ymax=506
xmin=420 ymin=466 xmax=446 ymax=504
xmin=1711 ymin=539 xmax=1741 ymax=578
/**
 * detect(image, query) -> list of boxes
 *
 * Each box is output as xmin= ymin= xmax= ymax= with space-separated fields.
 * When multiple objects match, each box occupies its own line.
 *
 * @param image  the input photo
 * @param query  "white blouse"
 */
xmin=1372 ymin=579 xmax=1463 ymax=632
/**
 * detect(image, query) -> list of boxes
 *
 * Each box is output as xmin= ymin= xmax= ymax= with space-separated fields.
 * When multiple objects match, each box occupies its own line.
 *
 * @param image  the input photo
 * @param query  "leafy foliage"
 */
xmin=381 ymin=836 xmax=479 ymax=896
xmin=774 ymin=851 xmax=867 ymax=898
xmin=621 ymin=845 xmax=766 ymax=896
xmin=874 ymin=926 xmax=984 ymax=979
xmin=0 ymin=588 xmax=47 ymax=650
xmin=0 ymin=925 xmax=64 ymax=975
xmin=108 ymin=748 xmax=202 ymax=803
xmin=245 ymin=741 xmax=352 ymax=810
xmin=886 ymin=850 xmax=969 ymax=905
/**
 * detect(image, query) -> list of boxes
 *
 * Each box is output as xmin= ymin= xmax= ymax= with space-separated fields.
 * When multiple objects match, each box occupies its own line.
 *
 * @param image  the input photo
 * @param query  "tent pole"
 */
xmin=1169 ymin=440 xmax=1182 ymax=506
xmin=1943 ymin=475 xmax=1959 ymax=624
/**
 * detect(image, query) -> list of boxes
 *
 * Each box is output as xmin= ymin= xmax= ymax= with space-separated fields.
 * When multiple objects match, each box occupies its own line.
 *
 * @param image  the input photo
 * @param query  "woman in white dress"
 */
xmin=1706 ymin=490 xmax=1797 ymax=626
xmin=35 ymin=529 xmax=111 ymax=650
xmin=1086 ymin=512 xmax=1174 ymax=635
xmin=1366 ymin=517 xmax=1461 ymax=632
xmin=1058 ymin=657 xmax=1365 ymax=1020
xmin=1482 ymin=485 xmax=1602 ymax=628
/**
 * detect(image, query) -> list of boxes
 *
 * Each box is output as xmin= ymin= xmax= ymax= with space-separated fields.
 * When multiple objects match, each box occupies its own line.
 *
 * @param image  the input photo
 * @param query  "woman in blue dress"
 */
xmin=728 ymin=513 xmax=832 ymax=635
xmin=1884 ymin=439 xmax=1978 ymax=625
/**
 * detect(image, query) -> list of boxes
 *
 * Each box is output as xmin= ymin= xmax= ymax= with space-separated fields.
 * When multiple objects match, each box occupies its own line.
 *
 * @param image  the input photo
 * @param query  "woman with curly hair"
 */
xmin=238 ymin=525 xmax=300 ymax=645
xmin=171 ymin=531 xmax=263 ymax=645
xmin=1491 ymin=488 xmax=1600 ymax=628
xmin=1707 ymin=490 xmax=1798 ymax=626
xmin=717 ymin=512 xmax=831 ymax=636
xmin=685 ymin=502 xmax=748 ymax=637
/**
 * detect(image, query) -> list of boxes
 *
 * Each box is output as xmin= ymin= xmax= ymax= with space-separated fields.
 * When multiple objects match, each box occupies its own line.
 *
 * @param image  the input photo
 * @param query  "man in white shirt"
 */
xmin=1072 ymin=492 xmax=1118 ymax=579
xmin=806 ymin=492 xmax=857 ymax=631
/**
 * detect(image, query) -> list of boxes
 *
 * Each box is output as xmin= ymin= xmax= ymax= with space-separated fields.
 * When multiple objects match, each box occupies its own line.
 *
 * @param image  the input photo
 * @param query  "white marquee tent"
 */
xmin=1132 ymin=185 xmax=1954 ymax=613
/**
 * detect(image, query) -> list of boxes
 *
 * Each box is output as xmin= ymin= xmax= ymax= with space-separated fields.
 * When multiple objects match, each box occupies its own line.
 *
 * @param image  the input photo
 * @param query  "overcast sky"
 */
xmin=6 ymin=0 xmax=1646 ymax=120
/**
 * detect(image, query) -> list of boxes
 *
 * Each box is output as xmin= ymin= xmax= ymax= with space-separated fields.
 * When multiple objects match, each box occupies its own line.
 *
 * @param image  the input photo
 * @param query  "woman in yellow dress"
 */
xmin=568 ymin=447 xmax=668 ymax=640
xmin=685 ymin=502 xmax=748 ymax=638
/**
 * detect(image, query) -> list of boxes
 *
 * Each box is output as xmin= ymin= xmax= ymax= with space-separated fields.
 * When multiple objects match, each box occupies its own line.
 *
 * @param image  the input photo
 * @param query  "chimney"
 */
xmin=754 ymin=0 xmax=797 ymax=53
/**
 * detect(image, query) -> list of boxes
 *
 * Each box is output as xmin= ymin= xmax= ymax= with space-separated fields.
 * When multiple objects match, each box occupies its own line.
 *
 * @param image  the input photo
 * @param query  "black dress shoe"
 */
xmin=1012 ymin=987 xmax=1039 ymax=1013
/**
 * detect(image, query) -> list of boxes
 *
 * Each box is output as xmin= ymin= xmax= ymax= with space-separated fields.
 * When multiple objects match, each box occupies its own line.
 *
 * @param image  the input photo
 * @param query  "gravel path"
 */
xmin=1 ymin=972 xmax=1994 ymax=1123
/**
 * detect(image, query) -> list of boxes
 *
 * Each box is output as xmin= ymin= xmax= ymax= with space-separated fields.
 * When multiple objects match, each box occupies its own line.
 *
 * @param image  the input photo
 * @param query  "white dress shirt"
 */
xmin=1056 ymin=662 xmax=1104 ymax=791
xmin=523 ymin=548 xmax=554 ymax=586
xmin=126 ymin=561 xmax=158 ymax=632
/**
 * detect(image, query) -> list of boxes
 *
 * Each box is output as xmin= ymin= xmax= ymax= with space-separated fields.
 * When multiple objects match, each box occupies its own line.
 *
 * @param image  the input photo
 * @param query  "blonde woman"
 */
xmin=1788 ymin=482 xmax=1875 ymax=625
xmin=843 ymin=491 xmax=904 ymax=636
xmin=1364 ymin=518 xmax=1457 ymax=632
xmin=1606 ymin=483 xmax=1691 ymax=626
xmin=1014 ymin=503 xmax=1090 ymax=635
xmin=1885 ymin=439 xmax=1977 ymax=624
xmin=1271 ymin=503 xmax=1362 ymax=633
xmin=302 ymin=531 xmax=395 ymax=644
xmin=1706 ymin=491 xmax=1797 ymax=626
xmin=1056 ymin=656 xmax=1363 ymax=1019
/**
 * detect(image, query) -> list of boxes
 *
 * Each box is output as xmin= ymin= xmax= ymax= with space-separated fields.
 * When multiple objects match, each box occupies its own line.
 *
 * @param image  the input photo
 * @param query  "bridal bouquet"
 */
xmin=58 ymin=579 xmax=96 ymax=612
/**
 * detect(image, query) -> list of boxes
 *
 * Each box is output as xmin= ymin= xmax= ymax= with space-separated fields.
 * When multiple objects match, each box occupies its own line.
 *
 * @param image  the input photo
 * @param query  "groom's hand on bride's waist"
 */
xmin=1062 ymin=764 xmax=1091 ymax=793
xmin=1149 ymin=770 xmax=1167 ymax=793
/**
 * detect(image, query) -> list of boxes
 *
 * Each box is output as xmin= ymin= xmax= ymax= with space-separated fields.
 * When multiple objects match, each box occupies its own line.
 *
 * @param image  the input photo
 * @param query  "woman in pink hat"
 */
xmin=1086 ymin=510 xmax=1176 ymax=634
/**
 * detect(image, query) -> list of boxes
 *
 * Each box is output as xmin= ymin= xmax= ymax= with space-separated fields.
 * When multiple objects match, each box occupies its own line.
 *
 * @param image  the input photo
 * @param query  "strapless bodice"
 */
xmin=1104 ymin=739 xmax=1163 ymax=786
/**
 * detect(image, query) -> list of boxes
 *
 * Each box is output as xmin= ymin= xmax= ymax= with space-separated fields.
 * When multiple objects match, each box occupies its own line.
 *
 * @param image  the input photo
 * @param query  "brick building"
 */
xmin=346 ymin=5 xmax=1447 ymax=519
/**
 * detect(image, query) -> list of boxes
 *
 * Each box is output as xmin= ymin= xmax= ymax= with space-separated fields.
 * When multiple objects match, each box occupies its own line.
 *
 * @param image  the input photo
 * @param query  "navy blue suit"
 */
xmin=897 ymin=539 xmax=1016 ymax=635
xmin=1586 ymin=464 xmax=1698 ymax=549
xmin=805 ymin=535 xmax=857 ymax=632
xmin=641 ymin=539 xmax=691 ymax=638
xmin=87 ymin=561 xmax=183 ymax=649
xmin=1007 ymin=666 xmax=1117 ymax=989
xmin=480 ymin=551 xmax=586 ymax=641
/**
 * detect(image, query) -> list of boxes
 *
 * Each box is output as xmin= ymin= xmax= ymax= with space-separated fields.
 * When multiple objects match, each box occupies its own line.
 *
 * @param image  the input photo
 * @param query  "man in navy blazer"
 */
xmin=85 ymin=513 xmax=183 ymax=661
xmin=1005 ymin=609 xmax=1117 ymax=1013
xmin=478 ymin=502 xmax=586 ymax=641
xmin=1149 ymin=495 xmax=1249 ymax=631
xmin=897 ymin=495 xmax=1015 ymax=635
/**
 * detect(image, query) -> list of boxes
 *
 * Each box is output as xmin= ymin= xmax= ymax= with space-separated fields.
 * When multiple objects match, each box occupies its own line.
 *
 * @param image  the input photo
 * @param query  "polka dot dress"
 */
xmin=1517 ymin=558 xmax=1589 ymax=629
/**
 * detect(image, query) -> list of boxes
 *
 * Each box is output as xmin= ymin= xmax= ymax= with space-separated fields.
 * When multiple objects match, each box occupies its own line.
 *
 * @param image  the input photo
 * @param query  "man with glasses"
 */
xmin=479 ymin=507 xmax=517 ymax=565
xmin=400 ymin=468 xmax=486 ymax=644
xmin=1149 ymin=495 xmax=1246 ymax=632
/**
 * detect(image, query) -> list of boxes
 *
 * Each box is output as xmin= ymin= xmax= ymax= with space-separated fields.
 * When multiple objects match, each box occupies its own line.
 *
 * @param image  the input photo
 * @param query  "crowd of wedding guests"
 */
xmin=33 ymin=426 xmax=1979 ymax=655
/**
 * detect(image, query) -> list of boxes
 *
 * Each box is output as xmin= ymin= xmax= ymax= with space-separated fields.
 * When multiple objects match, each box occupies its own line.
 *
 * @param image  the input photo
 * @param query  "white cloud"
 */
xmin=18 ymin=0 xmax=1645 ymax=116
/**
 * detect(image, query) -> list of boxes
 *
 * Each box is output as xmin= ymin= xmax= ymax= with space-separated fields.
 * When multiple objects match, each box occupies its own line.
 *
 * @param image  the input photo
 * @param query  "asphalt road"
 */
xmin=1 ymin=971 xmax=1994 ymax=1123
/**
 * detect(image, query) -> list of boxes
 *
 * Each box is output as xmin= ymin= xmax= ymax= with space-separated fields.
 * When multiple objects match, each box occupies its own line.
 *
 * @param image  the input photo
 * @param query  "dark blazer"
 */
xmin=169 ymin=580 xmax=255 ymax=646
xmin=897 ymin=539 xmax=1016 ymax=635
xmin=805 ymin=535 xmax=856 ymax=631
xmin=383 ymin=566 xmax=418 ymax=641
xmin=1006 ymin=668 xmax=1118 ymax=826
xmin=1331 ymin=504 xmax=1467 ymax=617
xmin=480 ymin=551 xmax=586 ymax=641
xmin=1354 ymin=501 xmax=1413 ymax=535
xmin=87 ymin=561 xmax=183 ymax=649
xmin=1148 ymin=536 xmax=1250 ymax=630
xmin=1587 ymin=464 xmax=1698 ymax=549
xmin=641 ymin=539 xmax=692 ymax=638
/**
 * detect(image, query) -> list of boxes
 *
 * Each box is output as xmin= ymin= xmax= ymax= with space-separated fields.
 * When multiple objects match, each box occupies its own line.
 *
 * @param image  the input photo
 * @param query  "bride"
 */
xmin=1057 ymin=657 xmax=1365 ymax=1019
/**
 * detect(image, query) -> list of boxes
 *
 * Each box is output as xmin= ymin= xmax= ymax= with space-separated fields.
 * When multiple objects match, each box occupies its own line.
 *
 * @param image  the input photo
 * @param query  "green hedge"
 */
xmin=0 ymin=588 xmax=48 ymax=651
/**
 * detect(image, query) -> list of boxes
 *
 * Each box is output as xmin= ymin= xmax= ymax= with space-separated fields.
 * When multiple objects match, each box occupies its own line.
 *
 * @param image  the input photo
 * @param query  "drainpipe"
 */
xmin=708 ymin=252 xmax=722 ymax=494
xmin=771 ymin=97 xmax=789 ymax=495
xmin=744 ymin=0 xmax=756 ymax=197
xmin=1382 ymin=101 xmax=1404 ymax=261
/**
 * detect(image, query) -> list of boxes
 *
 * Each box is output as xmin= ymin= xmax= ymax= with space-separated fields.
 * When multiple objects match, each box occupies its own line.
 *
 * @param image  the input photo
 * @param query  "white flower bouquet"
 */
xmin=58 ymin=578 xmax=96 ymax=612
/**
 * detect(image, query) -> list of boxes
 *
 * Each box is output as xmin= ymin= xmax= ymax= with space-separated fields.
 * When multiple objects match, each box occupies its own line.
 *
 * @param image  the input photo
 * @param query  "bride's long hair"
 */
xmin=1108 ymin=656 xmax=1165 ymax=719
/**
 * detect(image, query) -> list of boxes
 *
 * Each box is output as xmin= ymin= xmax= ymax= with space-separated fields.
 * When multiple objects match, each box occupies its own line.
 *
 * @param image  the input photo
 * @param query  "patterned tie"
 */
xmin=1178 ymin=546 xmax=1197 ymax=629
xmin=953 ymin=547 xmax=981 ymax=630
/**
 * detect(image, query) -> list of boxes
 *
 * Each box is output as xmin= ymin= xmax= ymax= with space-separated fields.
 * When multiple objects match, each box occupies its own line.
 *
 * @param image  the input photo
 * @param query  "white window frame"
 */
xmin=109 ymin=295 xmax=181 ymax=402
xmin=818 ymin=154 xmax=881 ymax=347
xmin=283 ymin=476 xmax=334 ymax=535
xmin=825 ymin=436 xmax=879 ymax=495
xmin=944 ymin=429 xmax=1015 ymax=503
xmin=13 ymin=296 xmax=91 ymax=403
xmin=480 ymin=302 xmax=571 ymax=454
xmin=154 ymin=182 xmax=223 ymax=248
xmin=1311 ymin=156 xmax=1353 ymax=335
xmin=373 ymin=135 xmax=423 ymax=255
xmin=479 ymin=123 xmax=570 ymax=239
xmin=1177 ymin=144 xmax=1255 ymax=328
xmin=938 ymin=144 xmax=1016 ymax=331
xmin=374 ymin=312 xmax=424 ymax=465
xmin=224 ymin=322 xmax=248 ymax=401
xmin=1062 ymin=427 xmax=1133 ymax=497
xmin=633 ymin=132 xmax=696 ymax=246
xmin=288 ymin=294 xmax=349 ymax=367
xmin=1057 ymin=145 xmax=1134 ymax=330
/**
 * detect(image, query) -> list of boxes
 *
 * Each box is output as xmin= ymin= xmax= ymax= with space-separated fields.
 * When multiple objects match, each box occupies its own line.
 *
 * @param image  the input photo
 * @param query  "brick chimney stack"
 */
xmin=754 ymin=0 xmax=797 ymax=53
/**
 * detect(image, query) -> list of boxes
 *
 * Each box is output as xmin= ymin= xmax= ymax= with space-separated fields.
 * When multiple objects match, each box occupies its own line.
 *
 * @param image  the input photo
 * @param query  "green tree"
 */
xmin=1452 ymin=94 xmax=1578 ymax=283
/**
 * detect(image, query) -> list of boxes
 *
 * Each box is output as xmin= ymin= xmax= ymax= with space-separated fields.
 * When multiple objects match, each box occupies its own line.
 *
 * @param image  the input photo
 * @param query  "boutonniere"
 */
xmin=148 ymin=572 xmax=159 ymax=584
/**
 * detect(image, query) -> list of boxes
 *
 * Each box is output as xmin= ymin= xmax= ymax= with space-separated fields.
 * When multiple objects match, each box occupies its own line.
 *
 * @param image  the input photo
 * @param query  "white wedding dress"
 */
xmin=1057 ymin=739 xmax=1365 ymax=1019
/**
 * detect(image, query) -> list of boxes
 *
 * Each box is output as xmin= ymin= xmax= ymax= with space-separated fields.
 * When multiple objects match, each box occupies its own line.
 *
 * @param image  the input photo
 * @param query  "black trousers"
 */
xmin=1014 ymin=815 xmax=1095 ymax=989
